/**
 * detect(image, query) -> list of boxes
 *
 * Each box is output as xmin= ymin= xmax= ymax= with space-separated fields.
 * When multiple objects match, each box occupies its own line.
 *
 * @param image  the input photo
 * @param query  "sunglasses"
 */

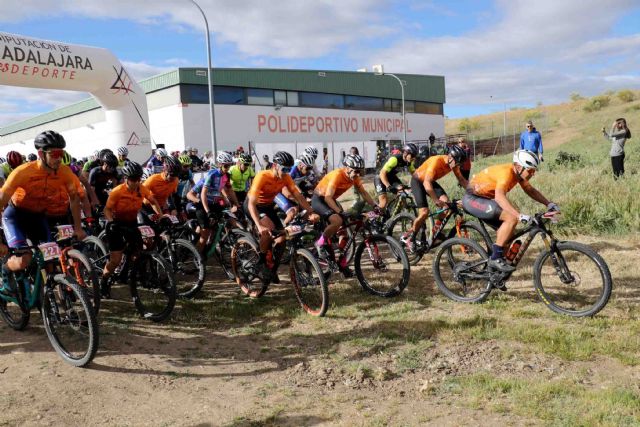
xmin=45 ymin=149 xmax=64 ymax=159
xmin=280 ymin=165 xmax=292 ymax=174
xmin=127 ymin=176 xmax=141 ymax=182
xmin=220 ymin=163 xmax=232 ymax=169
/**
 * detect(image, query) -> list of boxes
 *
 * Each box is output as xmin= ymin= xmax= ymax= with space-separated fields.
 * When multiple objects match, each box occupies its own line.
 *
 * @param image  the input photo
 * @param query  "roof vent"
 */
xmin=195 ymin=70 xmax=207 ymax=77
xmin=317 ymin=71 xmax=326 ymax=77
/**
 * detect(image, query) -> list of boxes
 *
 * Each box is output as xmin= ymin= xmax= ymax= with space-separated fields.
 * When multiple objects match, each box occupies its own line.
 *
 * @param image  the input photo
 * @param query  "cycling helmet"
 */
xmin=403 ymin=143 xmax=418 ymax=156
xmin=0 ymin=157 xmax=6 ymax=164
xmin=178 ymin=154 xmax=192 ymax=166
xmin=343 ymin=154 xmax=365 ymax=169
xmin=98 ymin=148 xmax=113 ymax=159
xmin=121 ymin=161 xmax=144 ymax=179
xmin=448 ymin=144 xmax=468 ymax=164
xmin=273 ymin=151 xmax=295 ymax=167
xmin=163 ymin=156 xmax=181 ymax=176
xmin=216 ymin=151 xmax=234 ymax=165
xmin=513 ymin=149 xmax=540 ymax=170
xmin=238 ymin=153 xmax=252 ymax=165
xmin=298 ymin=154 xmax=315 ymax=168
xmin=117 ymin=146 xmax=129 ymax=156
xmin=155 ymin=148 xmax=168 ymax=158
xmin=61 ymin=151 xmax=72 ymax=166
xmin=34 ymin=130 xmax=66 ymax=150
xmin=27 ymin=153 xmax=37 ymax=162
xmin=102 ymin=152 xmax=118 ymax=168
xmin=7 ymin=151 xmax=23 ymax=169
xmin=304 ymin=146 xmax=319 ymax=159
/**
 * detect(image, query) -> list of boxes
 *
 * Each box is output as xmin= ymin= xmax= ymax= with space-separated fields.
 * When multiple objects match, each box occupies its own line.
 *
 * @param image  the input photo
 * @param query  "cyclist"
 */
xmin=0 ymin=131 xmax=86 ymax=291
xmin=228 ymin=152 xmax=255 ymax=205
xmin=89 ymin=151 xmax=121 ymax=206
xmin=147 ymin=148 xmax=168 ymax=174
xmin=141 ymin=156 xmax=181 ymax=218
xmin=375 ymin=143 xmax=418 ymax=211
xmin=400 ymin=145 xmax=469 ymax=252
xmin=176 ymin=154 xmax=195 ymax=213
xmin=185 ymin=151 xmax=240 ymax=254
xmin=463 ymin=149 xmax=558 ymax=273
xmin=0 ymin=151 xmax=24 ymax=180
xmin=117 ymin=146 xmax=129 ymax=167
xmin=100 ymin=161 xmax=163 ymax=297
xmin=27 ymin=153 xmax=37 ymax=162
xmin=54 ymin=150 xmax=95 ymax=219
xmin=290 ymin=154 xmax=316 ymax=197
xmin=312 ymin=154 xmax=377 ymax=275
xmin=82 ymin=148 xmax=112 ymax=179
xmin=302 ymin=145 xmax=320 ymax=182
xmin=246 ymin=151 xmax=313 ymax=278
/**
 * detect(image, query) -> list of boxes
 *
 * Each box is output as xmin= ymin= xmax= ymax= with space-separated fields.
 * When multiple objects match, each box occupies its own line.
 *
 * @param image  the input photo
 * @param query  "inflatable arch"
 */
xmin=0 ymin=32 xmax=151 ymax=161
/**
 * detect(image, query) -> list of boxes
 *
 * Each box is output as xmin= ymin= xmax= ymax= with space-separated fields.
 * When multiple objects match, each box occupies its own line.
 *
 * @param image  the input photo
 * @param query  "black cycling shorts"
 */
xmin=106 ymin=221 xmax=143 ymax=252
xmin=374 ymin=175 xmax=403 ymax=195
xmin=410 ymin=176 xmax=446 ymax=209
xmin=242 ymin=199 xmax=283 ymax=231
xmin=311 ymin=193 xmax=343 ymax=221
xmin=462 ymin=191 xmax=503 ymax=227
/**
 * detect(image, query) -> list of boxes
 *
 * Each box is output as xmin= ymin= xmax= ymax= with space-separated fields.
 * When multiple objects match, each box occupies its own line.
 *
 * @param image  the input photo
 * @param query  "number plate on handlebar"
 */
xmin=56 ymin=224 xmax=75 ymax=240
xmin=164 ymin=214 xmax=179 ymax=224
xmin=138 ymin=225 xmax=156 ymax=238
xmin=366 ymin=211 xmax=380 ymax=220
xmin=38 ymin=242 xmax=62 ymax=261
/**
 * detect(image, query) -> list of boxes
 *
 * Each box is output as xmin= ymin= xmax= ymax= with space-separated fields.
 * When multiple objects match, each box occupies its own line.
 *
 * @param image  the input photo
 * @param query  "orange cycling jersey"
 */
xmin=142 ymin=173 xmax=178 ymax=208
xmin=468 ymin=163 xmax=519 ymax=198
xmin=315 ymin=168 xmax=364 ymax=199
xmin=248 ymin=170 xmax=300 ymax=206
xmin=1 ymin=161 xmax=78 ymax=215
xmin=414 ymin=155 xmax=451 ymax=182
xmin=106 ymin=183 xmax=151 ymax=222
xmin=47 ymin=174 xmax=86 ymax=217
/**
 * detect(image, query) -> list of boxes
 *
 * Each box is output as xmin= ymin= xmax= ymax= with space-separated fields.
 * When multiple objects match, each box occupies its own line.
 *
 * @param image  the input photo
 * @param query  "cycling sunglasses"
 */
xmin=45 ymin=149 xmax=65 ymax=159
xmin=279 ymin=165 xmax=292 ymax=174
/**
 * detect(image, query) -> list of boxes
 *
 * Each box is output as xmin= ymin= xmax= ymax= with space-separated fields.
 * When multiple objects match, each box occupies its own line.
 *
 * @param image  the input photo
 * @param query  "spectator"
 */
xmin=519 ymin=120 xmax=543 ymax=161
xmin=603 ymin=118 xmax=632 ymax=179
xmin=189 ymin=147 xmax=204 ymax=170
xmin=262 ymin=154 xmax=273 ymax=170
xmin=428 ymin=132 xmax=436 ymax=146
xmin=457 ymin=137 xmax=472 ymax=180
xmin=236 ymin=145 xmax=245 ymax=156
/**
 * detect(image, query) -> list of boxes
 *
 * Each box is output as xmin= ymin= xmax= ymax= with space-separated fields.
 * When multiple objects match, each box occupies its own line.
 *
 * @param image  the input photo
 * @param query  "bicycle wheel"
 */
xmin=162 ymin=238 xmax=205 ymax=299
xmin=130 ymin=251 xmax=177 ymax=322
xmin=66 ymin=249 xmax=101 ymax=315
xmin=217 ymin=229 xmax=253 ymax=280
xmin=432 ymin=237 xmax=492 ymax=303
xmin=231 ymin=237 xmax=268 ymax=298
xmin=290 ymin=248 xmax=329 ymax=316
xmin=385 ymin=213 xmax=427 ymax=265
xmin=0 ymin=274 xmax=30 ymax=330
xmin=354 ymin=234 xmax=410 ymax=298
xmin=42 ymin=274 xmax=99 ymax=367
xmin=533 ymin=241 xmax=612 ymax=317
xmin=82 ymin=235 xmax=109 ymax=271
xmin=456 ymin=221 xmax=493 ymax=254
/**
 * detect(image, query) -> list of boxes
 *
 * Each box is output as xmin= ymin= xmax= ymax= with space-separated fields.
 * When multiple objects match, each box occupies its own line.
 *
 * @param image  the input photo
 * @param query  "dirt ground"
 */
xmin=0 ymin=233 xmax=637 ymax=426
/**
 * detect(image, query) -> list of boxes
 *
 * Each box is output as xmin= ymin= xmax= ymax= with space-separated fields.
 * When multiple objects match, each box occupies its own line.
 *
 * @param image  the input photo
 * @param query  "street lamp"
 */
xmin=189 ymin=0 xmax=217 ymax=156
xmin=373 ymin=64 xmax=406 ymax=145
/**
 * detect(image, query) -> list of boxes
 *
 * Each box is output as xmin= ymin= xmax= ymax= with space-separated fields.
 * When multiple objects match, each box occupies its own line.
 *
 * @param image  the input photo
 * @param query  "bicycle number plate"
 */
xmin=164 ymin=214 xmax=179 ymax=224
xmin=56 ymin=224 xmax=75 ymax=240
xmin=366 ymin=211 xmax=380 ymax=220
xmin=38 ymin=242 xmax=62 ymax=261
xmin=138 ymin=225 xmax=156 ymax=238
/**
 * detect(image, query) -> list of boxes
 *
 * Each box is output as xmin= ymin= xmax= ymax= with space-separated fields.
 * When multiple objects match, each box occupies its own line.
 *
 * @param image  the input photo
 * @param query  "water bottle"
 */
xmin=506 ymin=240 xmax=522 ymax=261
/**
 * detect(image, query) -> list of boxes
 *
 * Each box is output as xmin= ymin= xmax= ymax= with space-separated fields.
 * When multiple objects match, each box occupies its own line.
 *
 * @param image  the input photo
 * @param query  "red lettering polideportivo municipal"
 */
xmin=257 ymin=114 xmax=409 ymax=134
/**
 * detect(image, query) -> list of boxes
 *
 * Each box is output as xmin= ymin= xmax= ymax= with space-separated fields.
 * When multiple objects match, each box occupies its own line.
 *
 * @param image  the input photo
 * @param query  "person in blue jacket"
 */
xmin=519 ymin=120 xmax=543 ymax=162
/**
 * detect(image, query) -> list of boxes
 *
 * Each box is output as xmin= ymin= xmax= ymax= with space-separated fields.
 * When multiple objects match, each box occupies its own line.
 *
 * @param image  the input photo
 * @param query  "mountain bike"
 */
xmin=432 ymin=211 xmax=612 ymax=317
xmin=385 ymin=186 xmax=418 ymax=219
xmin=0 ymin=245 xmax=99 ymax=367
xmin=385 ymin=200 xmax=492 ymax=265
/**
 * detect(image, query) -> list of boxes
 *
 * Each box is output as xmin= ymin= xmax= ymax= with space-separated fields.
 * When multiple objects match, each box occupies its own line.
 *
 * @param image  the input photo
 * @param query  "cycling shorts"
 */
xmin=242 ymin=199 xmax=283 ymax=231
xmin=2 ymin=205 xmax=51 ymax=248
xmin=410 ymin=176 xmax=446 ymax=209
xmin=275 ymin=193 xmax=296 ymax=214
xmin=185 ymin=201 xmax=225 ymax=229
xmin=106 ymin=221 xmax=143 ymax=252
xmin=311 ymin=193 xmax=343 ymax=221
xmin=462 ymin=190 xmax=502 ymax=227
xmin=374 ymin=175 xmax=403 ymax=195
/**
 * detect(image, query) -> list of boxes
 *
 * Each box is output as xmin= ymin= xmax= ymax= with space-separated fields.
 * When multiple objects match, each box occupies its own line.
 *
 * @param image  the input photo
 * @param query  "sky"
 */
xmin=0 ymin=0 xmax=639 ymax=126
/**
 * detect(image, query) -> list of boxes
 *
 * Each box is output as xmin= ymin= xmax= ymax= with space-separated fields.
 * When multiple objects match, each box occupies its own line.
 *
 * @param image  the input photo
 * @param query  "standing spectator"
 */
xmin=457 ymin=137 xmax=472 ymax=180
xmin=189 ymin=147 xmax=204 ymax=170
xmin=262 ymin=154 xmax=273 ymax=170
xmin=201 ymin=151 xmax=214 ymax=169
xmin=428 ymin=132 xmax=436 ymax=145
xmin=603 ymin=118 xmax=632 ymax=179
xmin=519 ymin=120 xmax=543 ymax=162
xmin=322 ymin=148 xmax=329 ymax=175
xmin=236 ymin=145 xmax=245 ymax=156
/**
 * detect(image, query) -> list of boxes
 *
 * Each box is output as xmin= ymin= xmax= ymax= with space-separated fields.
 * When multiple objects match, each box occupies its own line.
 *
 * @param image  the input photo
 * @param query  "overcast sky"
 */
xmin=0 ymin=0 xmax=638 ymax=126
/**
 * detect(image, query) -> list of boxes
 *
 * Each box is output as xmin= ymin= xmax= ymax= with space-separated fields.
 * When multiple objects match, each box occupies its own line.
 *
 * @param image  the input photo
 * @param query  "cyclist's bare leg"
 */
xmin=496 ymin=211 xmax=518 ymax=247
xmin=258 ymin=216 xmax=275 ymax=254
xmin=197 ymin=228 xmax=212 ymax=253
xmin=103 ymin=250 xmax=123 ymax=277
xmin=322 ymin=213 xmax=343 ymax=241
xmin=378 ymin=193 xmax=388 ymax=209
xmin=411 ymin=207 xmax=430 ymax=234
xmin=283 ymin=206 xmax=298 ymax=226
xmin=6 ymin=253 xmax=32 ymax=271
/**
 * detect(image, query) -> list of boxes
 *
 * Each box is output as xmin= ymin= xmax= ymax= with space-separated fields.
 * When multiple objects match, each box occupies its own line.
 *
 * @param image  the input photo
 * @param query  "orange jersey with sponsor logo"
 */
xmin=106 ymin=183 xmax=151 ymax=222
xmin=469 ymin=163 xmax=519 ymax=198
xmin=1 ymin=161 xmax=78 ymax=215
xmin=142 ymin=173 xmax=178 ymax=207
xmin=413 ymin=155 xmax=451 ymax=182
xmin=47 ymin=174 xmax=86 ymax=217
xmin=315 ymin=168 xmax=364 ymax=199
xmin=248 ymin=170 xmax=300 ymax=206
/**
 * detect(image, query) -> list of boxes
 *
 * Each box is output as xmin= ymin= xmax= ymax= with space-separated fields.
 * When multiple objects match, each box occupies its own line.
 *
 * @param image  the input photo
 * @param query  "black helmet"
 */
xmin=448 ymin=144 xmax=468 ymax=164
xmin=273 ymin=151 xmax=294 ymax=167
xmin=27 ymin=153 xmax=37 ymax=162
xmin=343 ymin=154 xmax=365 ymax=169
xmin=238 ymin=153 xmax=252 ymax=164
xmin=121 ymin=161 xmax=144 ymax=178
xmin=163 ymin=155 xmax=181 ymax=176
xmin=98 ymin=148 xmax=114 ymax=159
xmin=34 ymin=130 xmax=66 ymax=150
xmin=403 ymin=143 xmax=418 ymax=156
xmin=102 ymin=152 xmax=118 ymax=168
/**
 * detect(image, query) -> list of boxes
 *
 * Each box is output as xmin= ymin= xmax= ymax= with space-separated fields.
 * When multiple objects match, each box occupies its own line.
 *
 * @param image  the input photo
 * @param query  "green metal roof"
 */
xmin=1 ymin=67 xmax=445 ymax=136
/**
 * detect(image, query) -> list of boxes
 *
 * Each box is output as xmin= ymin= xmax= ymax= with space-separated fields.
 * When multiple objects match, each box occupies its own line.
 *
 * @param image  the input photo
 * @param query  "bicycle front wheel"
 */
xmin=354 ymin=234 xmax=410 ymax=298
xmin=42 ymin=274 xmax=99 ymax=367
xmin=0 ymin=273 xmax=30 ymax=331
xmin=533 ymin=241 xmax=612 ymax=317
xmin=231 ymin=237 xmax=268 ymax=298
xmin=432 ymin=237 xmax=492 ymax=303
xmin=385 ymin=212 xmax=428 ymax=265
xmin=290 ymin=248 xmax=329 ymax=316
xmin=66 ymin=249 xmax=101 ymax=315
xmin=130 ymin=252 xmax=177 ymax=322
xmin=162 ymin=239 xmax=205 ymax=299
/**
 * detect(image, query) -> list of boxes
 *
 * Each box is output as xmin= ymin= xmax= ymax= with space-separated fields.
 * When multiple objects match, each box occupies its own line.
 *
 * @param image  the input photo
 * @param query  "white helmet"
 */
xmin=304 ymin=146 xmax=319 ymax=159
xmin=155 ymin=148 xmax=168 ymax=158
xmin=117 ymin=146 xmax=129 ymax=156
xmin=216 ymin=151 xmax=234 ymax=165
xmin=513 ymin=149 xmax=540 ymax=170
xmin=298 ymin=154 xmax=315 ymax=168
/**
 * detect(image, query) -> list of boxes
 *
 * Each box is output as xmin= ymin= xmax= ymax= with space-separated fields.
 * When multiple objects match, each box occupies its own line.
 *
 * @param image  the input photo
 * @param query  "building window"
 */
xmin=180 ymin=84 xmax=209 ymax=104
xmin=415 ymin=101 xmax=443 ymax=115
xmin=298 ymin=92 xmax=344 ymax=109
xmin=214 ymin=86 xmax=244 ymax=105
xmin=345 ymin=95 xmax=384 ymax=111
xmin=247 ymin=88 xmax=274 ymax=106
xmin=287 ymin=91 xmax=299 ymax=106
xmin=405 ymin=100 xmax=415 ymax=113
xmin=274 ymin=90 xmax=287 ymax=106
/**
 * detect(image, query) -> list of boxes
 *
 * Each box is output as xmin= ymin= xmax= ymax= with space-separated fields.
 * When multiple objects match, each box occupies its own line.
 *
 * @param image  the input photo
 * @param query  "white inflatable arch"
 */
xmin=0 ymin=32 xmax=150 ymax=161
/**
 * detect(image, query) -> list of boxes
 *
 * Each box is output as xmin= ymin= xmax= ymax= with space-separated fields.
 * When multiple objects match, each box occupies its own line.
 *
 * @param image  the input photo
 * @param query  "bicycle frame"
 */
xmin=0 ymin=249 xmax=48 ymax=308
